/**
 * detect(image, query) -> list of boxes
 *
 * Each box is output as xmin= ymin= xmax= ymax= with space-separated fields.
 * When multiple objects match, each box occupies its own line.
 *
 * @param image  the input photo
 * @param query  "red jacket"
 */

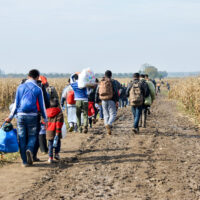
xmin=46 ymin=107 xmax=64 ymax=140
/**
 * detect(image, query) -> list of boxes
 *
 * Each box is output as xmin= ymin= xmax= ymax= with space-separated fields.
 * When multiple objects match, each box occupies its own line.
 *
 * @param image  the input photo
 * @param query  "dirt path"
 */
xmin=1 ymin=94 xmax=200 ymax=200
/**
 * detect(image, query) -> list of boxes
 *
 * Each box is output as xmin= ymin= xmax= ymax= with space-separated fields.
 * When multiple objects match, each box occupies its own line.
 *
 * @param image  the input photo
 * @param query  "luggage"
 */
xmin=129 ymin=82 xmax=143 ymax=106
xmin=99 ymin=78 xmax=113 ymax=100
xmin=0 ymin=123 xmax=19 ymax=153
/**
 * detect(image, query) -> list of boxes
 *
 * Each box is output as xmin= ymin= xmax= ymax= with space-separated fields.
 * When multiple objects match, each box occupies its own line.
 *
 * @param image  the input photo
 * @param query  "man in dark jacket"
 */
xmin=126 ymin=73 xmax=146 ymax=134
xmin=95 ymin=70 xmax=119 ymax=135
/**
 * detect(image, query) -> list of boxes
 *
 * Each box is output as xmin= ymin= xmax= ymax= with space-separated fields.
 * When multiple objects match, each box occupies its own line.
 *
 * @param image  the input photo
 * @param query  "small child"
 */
xmin=88 ymin=101 xmax=95 ymax=128
xmin=46 ymin=99 xmax=64 ymax=163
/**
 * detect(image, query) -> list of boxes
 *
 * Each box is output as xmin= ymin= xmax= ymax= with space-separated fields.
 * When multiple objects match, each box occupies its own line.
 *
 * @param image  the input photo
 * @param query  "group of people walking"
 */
xmin=4 ymin=69 xmax=156 ymax=167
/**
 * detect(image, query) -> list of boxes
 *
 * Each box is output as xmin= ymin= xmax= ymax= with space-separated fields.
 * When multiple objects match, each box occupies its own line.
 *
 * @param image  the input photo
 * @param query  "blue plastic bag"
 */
xmin=0 ymin=123 xmax=19 ymax=153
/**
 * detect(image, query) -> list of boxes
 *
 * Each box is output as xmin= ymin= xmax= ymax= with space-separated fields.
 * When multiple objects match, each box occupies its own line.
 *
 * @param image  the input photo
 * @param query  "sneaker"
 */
xmin=54 ymin=154 xmax=60 ymax=160
xmin=83 ymin=126 xmax=88 ymax=134
xmin=48 ymin=157 xmax=53 ymax=164
xmin=26 ymin=150 xmax=33 ymax=165
xmin=21 ymin=163 xmax=28 ymax=167
xmin=79 ymin=127 xmax=83 ymax=133
xmin=33 ymin=157 xmax=40 ymax=162
xmin=132 ymin=128 xmax=139 ymax=134
xmin=105 ymin=125 xmax=112 ymax=135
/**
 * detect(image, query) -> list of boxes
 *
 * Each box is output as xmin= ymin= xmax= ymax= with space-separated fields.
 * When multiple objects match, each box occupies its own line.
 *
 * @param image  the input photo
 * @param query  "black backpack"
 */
xmin=141 ymin=80 xmax=150 ymax=98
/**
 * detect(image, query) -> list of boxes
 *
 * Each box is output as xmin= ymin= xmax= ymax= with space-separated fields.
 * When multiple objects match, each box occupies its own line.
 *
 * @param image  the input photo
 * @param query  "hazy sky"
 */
xmin=0 ymin=0 xmax=200 ymax=73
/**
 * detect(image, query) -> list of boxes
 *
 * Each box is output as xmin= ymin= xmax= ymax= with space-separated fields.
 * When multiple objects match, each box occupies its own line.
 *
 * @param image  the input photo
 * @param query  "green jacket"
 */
xmin=144 ymin=81 xmax=156 ymax=106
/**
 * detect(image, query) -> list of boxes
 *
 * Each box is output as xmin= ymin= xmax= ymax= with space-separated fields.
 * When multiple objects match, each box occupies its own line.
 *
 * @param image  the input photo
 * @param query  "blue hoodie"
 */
xmin=9 ymin=79 xmax=47 ymax=122
xmin=70 ymin=74 xmax=88 ymax=101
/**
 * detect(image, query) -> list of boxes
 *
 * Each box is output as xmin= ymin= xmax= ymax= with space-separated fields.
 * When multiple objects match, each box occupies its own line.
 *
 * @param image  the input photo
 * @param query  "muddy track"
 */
xmin=1 ymin=94 xmax=200 ymax=200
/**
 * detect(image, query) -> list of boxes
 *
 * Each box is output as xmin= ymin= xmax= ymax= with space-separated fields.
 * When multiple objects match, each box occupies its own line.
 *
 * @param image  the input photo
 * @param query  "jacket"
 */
xmin=95 ymin=79 xmax=119 ymax=103
xmin=9 ymin=79 xmax=47 ymax=122
xmin=70 ymin=74 xmax=88 ymax=101
xmin=46 ymin=107 xmax=64 ymax=140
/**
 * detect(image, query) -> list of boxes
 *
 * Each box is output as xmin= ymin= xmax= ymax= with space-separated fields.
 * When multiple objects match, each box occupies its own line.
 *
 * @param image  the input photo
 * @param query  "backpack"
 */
xmin=67 ymin=90 xmax=76 ymax=105
xmin=46 ymin=86 xmax=59 ymax=101
xmin=129 ymin=82 xmax=143 ymax=106
xmin=99 ymin=78 xmax=113 ymax=100
xmin=21 ymin=83 xmax=37 ymax=112
xmin=141 ymin=80 xmax=150 ymax=98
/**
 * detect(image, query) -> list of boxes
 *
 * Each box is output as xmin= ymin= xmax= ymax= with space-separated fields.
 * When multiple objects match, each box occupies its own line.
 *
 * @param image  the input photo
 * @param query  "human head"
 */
xmin=68 ymin=78 xmax=70 ymax=84
xmin=145 ymin=74 xmax=149 ymax=80
xmin=140 ymin=74 xmax=145 ymax=79
xmin=105 ymin=70 xmax=112 ymax=78
xmin=28 ymin=69 xmax=40 ymax=80
xmin=74 ymin=74 xmax=78 ymax=80
xmin=39 ymin=75 xmax=48 ymax=87
xmin=133 ymin=73 xmax=140 ymax=80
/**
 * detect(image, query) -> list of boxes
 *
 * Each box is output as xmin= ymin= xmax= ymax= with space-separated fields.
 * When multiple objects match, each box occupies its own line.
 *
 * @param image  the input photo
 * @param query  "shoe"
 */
xmin=92 ymin=118 xmax=97 ymax=124
xmin=132 ymin=128 xmax=139 ymax=134
xmin=21 ymin=163 xmax=28 ymax=167
xmin=68 ymin=126 xmax=74 ymax=132
xmin=26 ymin=150 xmax=33 ymax=165
xmin=54 ymin=154 xmax=60 ymax=160
xmin=105 ymin=125 xmax=112 ymax=135
xmin=48 ymin=157 xmax=53 ymax=164
xmin=33 ymin=157 xmax=40 ymax=162
xmin=78 ymin=127 xmax=82 ymax=133
xmin=83 ymin=126 xmax=88 ymax=134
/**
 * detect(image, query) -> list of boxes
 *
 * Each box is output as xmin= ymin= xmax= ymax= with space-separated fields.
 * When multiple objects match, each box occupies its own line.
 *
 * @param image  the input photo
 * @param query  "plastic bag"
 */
xmin=62 ymin=123 xmax=67 ymax=138
xmin=0 ymin=123 xmax=19 ymax=153
xmin=78 ymin=68 xmax=96 ymax=88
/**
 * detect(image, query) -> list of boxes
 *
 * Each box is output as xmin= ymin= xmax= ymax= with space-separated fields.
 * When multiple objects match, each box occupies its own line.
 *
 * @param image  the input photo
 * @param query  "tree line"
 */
xmin=0 ymin=64 xmax=168 ymax=79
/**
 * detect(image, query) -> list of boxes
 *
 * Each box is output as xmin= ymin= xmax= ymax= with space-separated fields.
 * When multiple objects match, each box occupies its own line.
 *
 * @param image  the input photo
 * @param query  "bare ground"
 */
xmin=0 ymin=94 xmax=200 ymax=200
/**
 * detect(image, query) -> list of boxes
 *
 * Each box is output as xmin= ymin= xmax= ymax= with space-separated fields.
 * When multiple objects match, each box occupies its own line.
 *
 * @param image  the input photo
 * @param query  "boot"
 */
xmin=105 ymin=125 xmax=112 ymax=135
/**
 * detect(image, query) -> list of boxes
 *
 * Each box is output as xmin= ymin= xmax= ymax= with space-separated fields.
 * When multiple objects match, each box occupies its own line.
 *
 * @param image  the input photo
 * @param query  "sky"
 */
xmin=0 ymin=0 xmax=200 ymax=74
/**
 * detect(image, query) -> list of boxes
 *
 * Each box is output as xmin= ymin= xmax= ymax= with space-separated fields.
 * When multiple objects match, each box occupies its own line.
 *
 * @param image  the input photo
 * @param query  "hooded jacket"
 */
xmin=46 ymin=107 xmax=64 ymax=140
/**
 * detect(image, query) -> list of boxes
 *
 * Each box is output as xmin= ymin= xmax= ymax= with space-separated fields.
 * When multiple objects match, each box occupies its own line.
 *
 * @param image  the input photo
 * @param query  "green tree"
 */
xmin=144 ymin=66 xmax=159 ymax=79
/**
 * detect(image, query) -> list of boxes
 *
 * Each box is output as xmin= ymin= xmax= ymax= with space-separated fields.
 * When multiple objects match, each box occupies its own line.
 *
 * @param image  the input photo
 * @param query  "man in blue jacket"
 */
xmin=5 ymin=69 xmax=48 ymax=167
xmin=70 ymin=73 xmax=89 ymax=133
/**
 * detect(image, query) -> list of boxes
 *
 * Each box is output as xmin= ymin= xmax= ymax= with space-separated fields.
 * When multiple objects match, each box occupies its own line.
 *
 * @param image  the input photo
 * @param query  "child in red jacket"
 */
xmin=46 ymin=99 xmax=64 ymax=163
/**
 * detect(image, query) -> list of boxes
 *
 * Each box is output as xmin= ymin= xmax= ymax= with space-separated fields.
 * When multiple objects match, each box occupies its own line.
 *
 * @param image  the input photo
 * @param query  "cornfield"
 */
xmin=168 ymin=77 xmax=200 ymax=119
xmin=0 ymin=78 xmax=68 ymax=110
xmin=0 ymin=78 xmax=131 ymax=110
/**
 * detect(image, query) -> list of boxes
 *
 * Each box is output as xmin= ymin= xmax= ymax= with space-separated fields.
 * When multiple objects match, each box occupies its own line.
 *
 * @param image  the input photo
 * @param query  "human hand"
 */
xmin=5 ymin=118 xmax=11 ymax=123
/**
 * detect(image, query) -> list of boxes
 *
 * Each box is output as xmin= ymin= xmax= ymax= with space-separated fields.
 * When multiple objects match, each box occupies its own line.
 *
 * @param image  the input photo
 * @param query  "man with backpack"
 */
xmin=139 ymin=74 xmax=152 ymax=128
xmin=5 ymin=69 xmax=48 ymax=167
xmin=126 ymin=73 xmax=146 ymax=134
xmin=95 ymin=70 xmax=119 ymax=135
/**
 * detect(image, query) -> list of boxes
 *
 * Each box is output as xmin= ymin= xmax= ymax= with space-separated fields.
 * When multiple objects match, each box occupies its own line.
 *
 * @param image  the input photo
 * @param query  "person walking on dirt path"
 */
xmin=139 ymin=74 xmax=152 ymax=128
xmin=126 ymin=73 xmax=146 ymax=134
xmin=95 ymin=70 xmax=119 ymax=135
xmin=5 ymin=69 xmax=48 ymax=167
xmin=46 ymin=98 xmax=64 ymax=163
xmin=32 ymin=75 xmax=51 ymax=162
xmin=70 ymin=73 xmax=89 ymax=133
xmin=61 ymin=78 xmax=77 ymax=132
xmin=144 ymin=74 xmax=156 ymax=115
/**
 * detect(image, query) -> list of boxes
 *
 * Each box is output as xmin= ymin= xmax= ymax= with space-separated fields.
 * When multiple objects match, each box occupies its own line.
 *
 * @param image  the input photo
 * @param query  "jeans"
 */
xmin=131 ymin=106 xmax=142 ymax=128
xmin=76 ymin=100 xmax=88 ymax=128
xmin=102 ymin=100 xmax=117 ymax=126
xmin=17 ymin=115 xmax=38 ymax=164
xmin=48 ymin=139 xmax=61 ymax=158
xmin=33 ymin=115 xmax=41 ymax=159
xmin=99 ymin=104 xmax=104 ymax=119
